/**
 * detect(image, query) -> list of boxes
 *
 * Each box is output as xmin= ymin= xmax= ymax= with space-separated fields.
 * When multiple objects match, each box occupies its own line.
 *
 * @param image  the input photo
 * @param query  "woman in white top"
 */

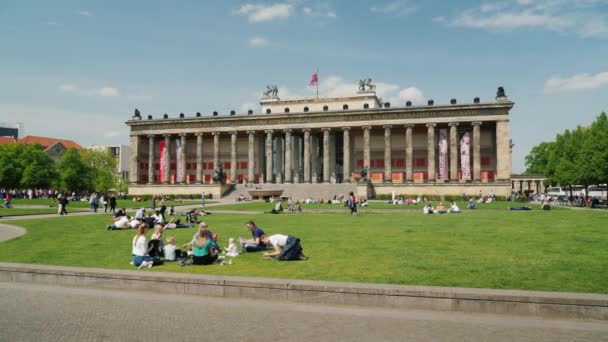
xmin=132 ymin=223 xmax=162 ymax=268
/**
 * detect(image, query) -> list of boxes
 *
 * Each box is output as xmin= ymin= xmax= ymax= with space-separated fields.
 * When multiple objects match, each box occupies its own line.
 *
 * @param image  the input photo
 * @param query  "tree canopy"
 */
xmin=525 ymin=112 xmax=608 ymax=189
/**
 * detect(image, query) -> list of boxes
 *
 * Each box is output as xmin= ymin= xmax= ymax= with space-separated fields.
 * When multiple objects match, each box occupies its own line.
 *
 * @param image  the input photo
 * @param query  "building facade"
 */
xmin=126 ymin=87 xmax=514 ymax=198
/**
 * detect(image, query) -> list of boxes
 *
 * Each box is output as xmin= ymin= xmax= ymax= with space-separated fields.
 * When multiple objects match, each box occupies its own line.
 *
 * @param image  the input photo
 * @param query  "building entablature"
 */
xmin=126 ymin=101 xmax=513 ymax=136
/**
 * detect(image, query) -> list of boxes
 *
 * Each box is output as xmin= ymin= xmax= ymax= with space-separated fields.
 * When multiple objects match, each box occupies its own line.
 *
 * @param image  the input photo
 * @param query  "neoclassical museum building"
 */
xmin=126 ymin=85 xmax=514 ymax=199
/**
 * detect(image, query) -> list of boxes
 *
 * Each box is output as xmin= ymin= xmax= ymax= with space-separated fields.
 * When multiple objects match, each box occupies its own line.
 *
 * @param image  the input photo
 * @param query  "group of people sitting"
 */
xmin=107 ymin=207 xmax=196 ymax=231
xmin=131 ymin=220 xmax=307 ymax=269
xmin=422 ymin=201 xmax=462 ymax=214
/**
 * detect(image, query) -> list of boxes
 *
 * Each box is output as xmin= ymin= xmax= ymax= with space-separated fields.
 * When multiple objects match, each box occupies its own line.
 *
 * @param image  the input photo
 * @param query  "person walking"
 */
xmin=347 ymin=191 xmax=357 ymax=216
xmin=109 ymin=195 xmax=117 ymax=213
xmin=60 ymin=193 xmax=68 ymax=215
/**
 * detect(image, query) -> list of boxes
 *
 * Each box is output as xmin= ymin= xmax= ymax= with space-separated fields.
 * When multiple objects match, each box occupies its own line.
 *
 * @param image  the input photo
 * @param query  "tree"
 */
xmin=56 ymin=148 xmax=92 ymax=192
xmin=524 ymin=141 xmax=555 ymax=175
xmin=580 ymin=112 xmax=608 ymax=190
xmin=0 ymin=143 xmax=57 ymax=189
xmin=19 ymin=144 xmax=58 ymax=189
xmin=80 ymin=149 xmax=118 ymax=192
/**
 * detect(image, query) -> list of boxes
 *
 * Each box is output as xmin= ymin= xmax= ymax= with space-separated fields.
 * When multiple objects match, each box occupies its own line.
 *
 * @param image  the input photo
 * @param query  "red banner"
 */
xmin=159 ymin=139 xmax=166 ymax=182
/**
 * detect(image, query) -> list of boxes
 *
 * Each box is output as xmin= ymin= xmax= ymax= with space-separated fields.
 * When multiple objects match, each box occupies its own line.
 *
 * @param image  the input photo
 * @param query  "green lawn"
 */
xmin=209 ymin=200 xmax=554 ymax=211
xmin=0 ymin=208 xmax=606 ymax=293
xmin=10 ymin=198 xmax=201 ymax=209
xmin=0 ymin=208 xmax=87 ymax=216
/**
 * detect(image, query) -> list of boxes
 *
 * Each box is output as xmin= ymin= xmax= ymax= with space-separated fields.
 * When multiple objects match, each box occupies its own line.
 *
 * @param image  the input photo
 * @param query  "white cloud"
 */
xmin=432 ymin=16 xmax=446 ymax=23
xmin=103 ymin=131 xmax=121 ymax=139
xmin=397 ymin=87 xmax=425 ymax=103
xmin=248 ymin=36 xmax=268 ymax=46
xmin=239 ymin=102 xmax=258 ymax=113
xmin=98 ymin=87 xmax=119 ymax=97
xmin=441 ymin=0 xmax=608 ymax=37
xmin=78 ymin=10 xmax=92 ymax=16
xmin=60 ymin=84 xmax=78 ymax=93
xmin=238 ymin=3 xmax=292 ymax=22
xmin=544 ymin=72 xmax=608 ymax=91
xmin=370 ymin=0 xmax=416 ymax=15
xmin=302 ymin=4 xmax=337 ymax=18
xmin=59 ymin=84 xmax=120 ymax=97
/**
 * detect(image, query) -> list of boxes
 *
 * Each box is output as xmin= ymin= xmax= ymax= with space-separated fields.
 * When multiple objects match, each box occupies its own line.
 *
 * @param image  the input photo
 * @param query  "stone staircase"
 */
xmin=221 ymin=183 xmax=357 ymax=201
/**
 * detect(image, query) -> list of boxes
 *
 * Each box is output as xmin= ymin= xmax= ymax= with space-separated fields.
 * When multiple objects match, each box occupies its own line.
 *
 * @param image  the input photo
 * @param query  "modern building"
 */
xmin=126 ymin=85 xmax=514 ymax=199
xmin=0 ymin=135 xmax=83 ymax=162
xmin=0 ymin=122 xmax=22 ymax=139
xmin=87 ymin=144 xmax=131 ymax=180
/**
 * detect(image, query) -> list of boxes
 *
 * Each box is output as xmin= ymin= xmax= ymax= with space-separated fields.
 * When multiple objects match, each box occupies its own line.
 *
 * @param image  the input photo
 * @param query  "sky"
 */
xmin=1 ymin=0 xmax=607 ymax=172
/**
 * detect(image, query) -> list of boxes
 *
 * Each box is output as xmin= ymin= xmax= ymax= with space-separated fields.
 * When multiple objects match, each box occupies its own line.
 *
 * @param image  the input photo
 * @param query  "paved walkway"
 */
xmin=1 ymin=282 xmax=606 ymax=342
xmin=0 ymin=223 xmax=26 ymax=243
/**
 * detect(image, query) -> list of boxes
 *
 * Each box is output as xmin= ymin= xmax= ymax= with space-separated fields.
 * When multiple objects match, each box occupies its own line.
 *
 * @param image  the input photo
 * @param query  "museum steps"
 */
xmin=222 ymin=183 xmax=357 ymax=201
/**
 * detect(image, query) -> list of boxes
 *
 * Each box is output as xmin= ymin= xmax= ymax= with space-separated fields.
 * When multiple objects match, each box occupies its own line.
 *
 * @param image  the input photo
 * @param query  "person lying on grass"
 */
xmin=107 ymin=215 xmax=131 ymax=230
xmin=261 ymin=234 xmax=307 ymax=261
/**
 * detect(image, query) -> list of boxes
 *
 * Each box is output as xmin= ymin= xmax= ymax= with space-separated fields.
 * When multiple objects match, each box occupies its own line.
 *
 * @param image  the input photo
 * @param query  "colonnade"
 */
xmin=130 ymin=120 xmax=509 ymax=184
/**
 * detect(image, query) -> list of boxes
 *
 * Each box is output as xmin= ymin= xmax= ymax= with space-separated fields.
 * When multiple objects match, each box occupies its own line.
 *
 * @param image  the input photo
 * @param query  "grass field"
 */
xmin=0 ymin=207 xmax=606 ymax=293
xmin=208 ymin=200 xmax=556 ymax=211
xmin=10 ymin=198 xmax=202 ymax=209
xmin=0 ymin=208 xmax=88 ymax=216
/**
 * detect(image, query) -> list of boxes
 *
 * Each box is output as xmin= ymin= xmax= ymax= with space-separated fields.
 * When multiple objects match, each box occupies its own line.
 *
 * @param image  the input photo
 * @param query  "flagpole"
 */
xmin=316 ymin=68 xmax=319 ymax=99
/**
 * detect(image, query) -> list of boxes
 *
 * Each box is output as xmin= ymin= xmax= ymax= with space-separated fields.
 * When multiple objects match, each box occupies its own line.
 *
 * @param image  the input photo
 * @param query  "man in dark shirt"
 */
xmin=240 ymin=220 xmax=266 ymax=252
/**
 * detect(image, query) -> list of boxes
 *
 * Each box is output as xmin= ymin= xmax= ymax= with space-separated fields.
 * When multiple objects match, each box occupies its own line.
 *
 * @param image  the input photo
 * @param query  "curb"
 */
xmin=0 ymin=262 xmax=606 ymax=320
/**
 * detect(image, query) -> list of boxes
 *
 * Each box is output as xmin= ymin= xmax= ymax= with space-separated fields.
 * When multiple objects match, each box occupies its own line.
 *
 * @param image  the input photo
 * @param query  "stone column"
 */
xmin=284 ymin=129 xmax=292 ymax=183
xmin=384 ymin=125 xmax=392 ymax=182
xmin=343 ymin=127 xmax=351 ymax=182
xmin=427 ymin=124 xmax=436 ymax=182
xmin=178 ymin=133 xmax=187 ymax=184
xmin=472 ymin=122 xmax=482 ymax=181
xmin=363 ymin=126 xmax=371 ymax=172
xmin=293 ymin=135 xmax=301 ymax=182
xmin=163 ymin=134 xmax=171 ymax=184
xmin=323 ymin=128 xmax=331 ymax=183
xmin=212 ymin=132 xmax=220 ymax=183
xmin=230 ymin=131 xmax=237 ymax=183
xmin=405 ymin=125 xmax=413 ymax=182
xmin=265 ymin=130 xmax=273 ymax=183
xmin=195 ymin=133 xmax=203 ymax=184
xmin=276 ymin=135 xmax=283 ymax=183
xmin=311 ymin=135 xmax=319 ymax=183
xmin=247 ymin=131 xmax=255 ymax=182
xmin=449 ymin=123 xmax=459 ymax=181
xmin=129 ymin=135 xmax=140 ymax=184
xmin=147 ymin=135 xmax=155 ymax=184
xmin=495 ymin=120 xmax=511 ymax=181
xmin=303 ymin=129 xmax=311 ymax=183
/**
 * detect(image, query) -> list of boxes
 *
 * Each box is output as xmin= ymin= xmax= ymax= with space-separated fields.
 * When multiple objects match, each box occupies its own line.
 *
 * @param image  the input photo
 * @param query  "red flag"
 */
xmin=309 ymin=70 xmax=318 ymax=86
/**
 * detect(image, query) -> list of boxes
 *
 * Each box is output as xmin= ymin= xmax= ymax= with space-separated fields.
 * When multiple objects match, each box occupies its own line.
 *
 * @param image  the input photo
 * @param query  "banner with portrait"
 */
xmin=460 ymin=131 xmax=471 ymax=180
xmin=175 ymin=138 xmax=183 ymax=182
xmin=159 ymin=139 xmax=166 ymax=182
xmin=438 ymin=129 xmax=448 ymax=179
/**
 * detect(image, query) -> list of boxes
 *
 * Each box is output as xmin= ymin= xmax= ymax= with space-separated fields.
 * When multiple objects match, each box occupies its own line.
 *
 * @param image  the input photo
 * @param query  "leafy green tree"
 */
xmin=580 ymin=112 xmax=608 ymax=191
xmin=0 ymin=143 xmax=57 ymax=189
xmin=81 ymin=149 xmax=118 ymax=192
xmin=56 ymin=148 xmax=92 ymax=192
xmin=19 ymin=145 xmax=58 ymax=189
xmin=524 ymin=142 xmax=555 ymax=175
xmin=0 ymin=144 xmax=22 ymax=189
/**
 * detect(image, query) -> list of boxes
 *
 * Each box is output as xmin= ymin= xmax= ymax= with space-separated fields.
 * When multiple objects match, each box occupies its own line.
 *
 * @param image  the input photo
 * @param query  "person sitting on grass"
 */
xmin=114 ymin=208 xmax=127 ymax=218
xmin=240 ymin=220 xmax=266 ymax=252
xmin=131 ymin=223 xmax=163 ymax=269
xmin=108 ymin=215 xmax=131 ymax=231
xmin=261 ymin=234 xmax=307 ymax=261
xmin=423 ymin=204 xmax=434 ymax=214
xmin=467 ymin=198 xmax=476 ymax=209
xmin=435 ymin=202 xmax=448 ymax=214
xmin=152 ymin=210 xmax=164 ymax=225
xmin=271 ymin=201 xmax=283 ymax=214
xmin=181 ymin=222 xmax=218 ymax=265
xmin=449 ymin=201 xmax=462 ymax=213
xmin=134 ymin=207 xmax=146 ymax=220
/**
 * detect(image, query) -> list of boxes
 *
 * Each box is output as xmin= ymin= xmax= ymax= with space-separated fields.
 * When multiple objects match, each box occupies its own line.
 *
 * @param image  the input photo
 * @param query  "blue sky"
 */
xmin=1 ymin=0 xmax=607 ymax=172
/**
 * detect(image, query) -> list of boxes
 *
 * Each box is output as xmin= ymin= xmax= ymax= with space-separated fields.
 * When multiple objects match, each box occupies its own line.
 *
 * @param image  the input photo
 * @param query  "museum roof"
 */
xmin=18 ymin=135 xmax=83 ymax=150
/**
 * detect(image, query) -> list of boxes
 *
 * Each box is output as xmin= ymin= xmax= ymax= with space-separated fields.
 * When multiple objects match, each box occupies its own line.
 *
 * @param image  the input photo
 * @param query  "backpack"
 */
xmin=277 ymin=236 xmax=306 ymax=261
